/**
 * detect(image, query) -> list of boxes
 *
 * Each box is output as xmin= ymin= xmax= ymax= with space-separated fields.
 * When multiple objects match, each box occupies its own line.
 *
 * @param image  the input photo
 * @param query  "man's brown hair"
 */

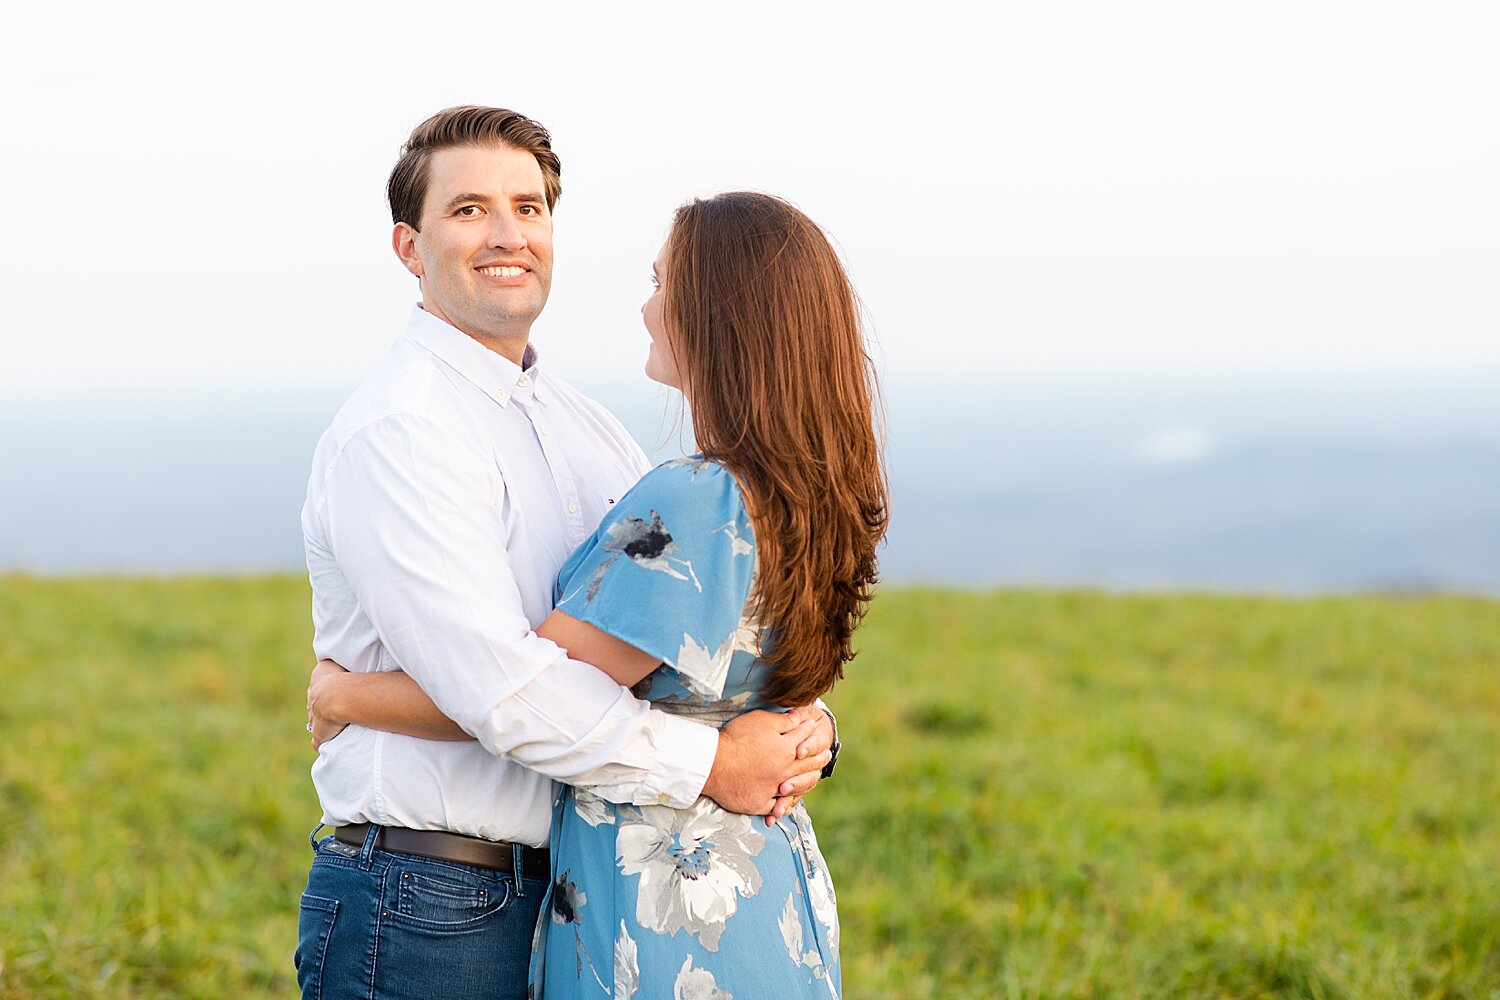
xmin=387 ymin=106 xmax=562 ymax=229
xmin=663 ymin=192 xmax=889 ymax=707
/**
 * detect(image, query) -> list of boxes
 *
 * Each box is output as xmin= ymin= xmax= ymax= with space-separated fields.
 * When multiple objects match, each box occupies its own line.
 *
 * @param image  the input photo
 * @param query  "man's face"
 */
xmin=393 ymin=144 xmax=554 ymax=357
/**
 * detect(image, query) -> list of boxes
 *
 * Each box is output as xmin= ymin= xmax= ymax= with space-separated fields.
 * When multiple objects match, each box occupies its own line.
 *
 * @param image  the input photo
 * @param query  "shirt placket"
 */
xmin=511 ymin=380 xmax=590 ymax=550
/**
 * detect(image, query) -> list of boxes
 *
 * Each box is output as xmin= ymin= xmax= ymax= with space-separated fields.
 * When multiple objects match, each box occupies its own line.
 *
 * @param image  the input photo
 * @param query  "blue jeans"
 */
xmin=295 ymin=824 xmax=547 ymax=1000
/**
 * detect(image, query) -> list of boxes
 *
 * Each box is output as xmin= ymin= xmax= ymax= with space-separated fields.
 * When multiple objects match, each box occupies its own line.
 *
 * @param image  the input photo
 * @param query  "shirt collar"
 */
xmin=404 ymin=304 xmax=549 ymax=407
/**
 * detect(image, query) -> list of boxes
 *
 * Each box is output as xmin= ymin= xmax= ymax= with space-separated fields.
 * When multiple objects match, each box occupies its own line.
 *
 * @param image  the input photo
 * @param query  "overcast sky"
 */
xmin=5 ymin=0 xmax=1497 ymax=401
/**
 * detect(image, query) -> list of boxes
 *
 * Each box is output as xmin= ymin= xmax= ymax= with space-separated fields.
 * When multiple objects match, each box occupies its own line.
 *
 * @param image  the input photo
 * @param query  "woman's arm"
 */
xmin=535 ymin=610 xmax=660 ymax=687
xmin=306 ymin=659 xmax=471 ymax=748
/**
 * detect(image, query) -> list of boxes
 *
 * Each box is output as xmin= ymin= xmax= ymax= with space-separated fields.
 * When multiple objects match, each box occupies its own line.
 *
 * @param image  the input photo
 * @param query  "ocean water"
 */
xmin=3 ymin=372 xmax=1498 ymax=595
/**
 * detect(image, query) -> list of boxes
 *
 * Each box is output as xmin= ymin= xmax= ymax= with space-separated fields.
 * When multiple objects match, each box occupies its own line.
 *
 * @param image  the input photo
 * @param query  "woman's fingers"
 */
xmin=309 ymin=716 xmax=347 ymax=750
xmin=768 ymin=788 xmax=809 ymax=822
xmin=307 ymin=662 xmax=350 ymax=751
xmin=768 ymin=746 xmax=830 ymax=820
xmin=779 ymin=749 xmax=832 ymax=796
xmin=795 ymin=711 xmax=833 ymax=760
xmin=782 ymin=714 xmax=820 ymax=754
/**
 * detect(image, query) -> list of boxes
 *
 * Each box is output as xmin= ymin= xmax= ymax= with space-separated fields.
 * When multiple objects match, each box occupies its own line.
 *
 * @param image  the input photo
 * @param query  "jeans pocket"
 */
xmin=295 ymin=893 xmax=340 ymax=999
xmin=392 ymin=868 xmax=513 ymax=931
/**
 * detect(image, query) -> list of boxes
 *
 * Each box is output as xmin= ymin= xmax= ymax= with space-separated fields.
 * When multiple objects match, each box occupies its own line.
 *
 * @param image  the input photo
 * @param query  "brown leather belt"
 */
xmin=334 ymin=824 xmax=550 ymax=881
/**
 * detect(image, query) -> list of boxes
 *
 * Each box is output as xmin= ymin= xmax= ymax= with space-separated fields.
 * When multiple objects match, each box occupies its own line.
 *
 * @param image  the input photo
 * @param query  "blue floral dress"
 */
xmin=529 ymin=458 xmax=841 ymax=1000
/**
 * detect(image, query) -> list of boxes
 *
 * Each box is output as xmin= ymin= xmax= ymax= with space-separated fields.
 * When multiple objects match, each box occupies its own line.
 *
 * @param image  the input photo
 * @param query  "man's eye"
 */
xmin=518 ymin=205 xmax=540 ymax=217
xmin=456 ymin=205 xmax=481 ymax=217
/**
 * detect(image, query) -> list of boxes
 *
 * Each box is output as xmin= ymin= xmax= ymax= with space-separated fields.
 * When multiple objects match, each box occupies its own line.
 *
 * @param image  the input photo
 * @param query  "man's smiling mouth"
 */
xmin=477 ymin=265 xmax=527 ymax=277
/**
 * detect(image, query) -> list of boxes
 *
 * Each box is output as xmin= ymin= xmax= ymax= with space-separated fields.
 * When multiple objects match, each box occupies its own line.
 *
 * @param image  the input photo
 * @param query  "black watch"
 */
xmin=820 ymin=709 xmax=840 ymax=779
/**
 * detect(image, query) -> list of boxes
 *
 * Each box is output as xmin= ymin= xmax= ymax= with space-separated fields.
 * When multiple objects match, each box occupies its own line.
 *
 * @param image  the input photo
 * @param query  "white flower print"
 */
xmin=779 ymin=891 xmax=802 ymax=962
xmin=614 ymin=921 xmax=639 ymax=999
xmin=572 ymin=787 xmax=613 ymax=828
xmin=674 ymin=955 xmax=733 ymax=1000
xmin=807 ymin=867 xmax=840 ymax=960
xmin=673 ymin=633 xmax=735 ymax=700
xmin=727 ymin=617 xmax=762 ymax=658
xmin=617 ymin=798 xmax=765 ymax=951
xmin=796 ymin=812 xmax=841 ymax=959
xmin=672 ymin=617 xmax=762 ymax=700
xmin=714 ymin=519 xmax=754 ymax=557
xmin=669 ymin=602 xmax=762 ymax=695
xmin=779 ymin=892 xmax=825 ymax=974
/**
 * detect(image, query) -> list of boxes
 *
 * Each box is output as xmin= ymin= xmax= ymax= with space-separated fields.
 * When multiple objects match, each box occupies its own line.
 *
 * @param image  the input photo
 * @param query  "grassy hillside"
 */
xmin=1 ymin=578 xmax=1496 ymax=998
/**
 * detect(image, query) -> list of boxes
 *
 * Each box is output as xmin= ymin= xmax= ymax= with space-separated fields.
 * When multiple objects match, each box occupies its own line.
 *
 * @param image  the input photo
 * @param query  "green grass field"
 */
xmin=1 ymin=577 xmax=1497 ymax=998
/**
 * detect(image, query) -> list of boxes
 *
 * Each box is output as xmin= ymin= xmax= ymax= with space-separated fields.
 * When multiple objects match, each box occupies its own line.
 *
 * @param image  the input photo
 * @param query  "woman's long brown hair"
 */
xmin=664 ymin=192 xmax=889 ymax=706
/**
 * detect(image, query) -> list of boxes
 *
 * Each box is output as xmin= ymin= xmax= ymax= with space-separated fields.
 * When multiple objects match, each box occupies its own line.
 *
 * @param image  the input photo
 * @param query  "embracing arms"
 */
xmin=311 ymin=415 xmax=728 ymax=808
xmin=309 ymin=611 xmax=840 ymax=821
xmin=312 ymin=421 xmax=834 ymax=814
xmin=307 ymin=607 xmax=836 ymax=818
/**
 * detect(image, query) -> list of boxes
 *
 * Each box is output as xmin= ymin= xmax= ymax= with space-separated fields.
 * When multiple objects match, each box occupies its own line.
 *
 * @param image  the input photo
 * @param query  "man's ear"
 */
xmin=392 ymin=223 xmax=423 ymax=277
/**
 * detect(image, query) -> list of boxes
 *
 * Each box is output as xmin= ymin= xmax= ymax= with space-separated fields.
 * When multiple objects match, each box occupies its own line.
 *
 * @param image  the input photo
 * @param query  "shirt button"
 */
xmin=658 ymin=794 xmax=671 ymax=804
xmin=497 ymin=390 xmax=509 ymax=403
xmin=517 ymin=375 xmax=530 ymax=387
xmin=539 ymin=425 xmax=549 ymax=436
xmin=567 ymin=502 xmax=578 ymax=514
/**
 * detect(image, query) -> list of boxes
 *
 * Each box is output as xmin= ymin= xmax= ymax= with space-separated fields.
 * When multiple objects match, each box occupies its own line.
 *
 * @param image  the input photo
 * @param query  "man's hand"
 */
xmin=701 ymin=708 xmax=834 ymax=821
xmin=306 ymin=659 xmax=351 ymax=750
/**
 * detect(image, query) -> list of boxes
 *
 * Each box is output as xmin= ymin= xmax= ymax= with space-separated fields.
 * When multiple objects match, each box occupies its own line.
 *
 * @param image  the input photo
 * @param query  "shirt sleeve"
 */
xmin=319 ymin=413 xmax=716 ymax=806
xmin=555 ymin=460 xmax=757 ymax=701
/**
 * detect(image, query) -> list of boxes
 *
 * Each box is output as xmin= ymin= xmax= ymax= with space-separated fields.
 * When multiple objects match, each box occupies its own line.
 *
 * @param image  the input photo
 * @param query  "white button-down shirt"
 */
xmin=302 ymin=305 xmax=717 ymax=847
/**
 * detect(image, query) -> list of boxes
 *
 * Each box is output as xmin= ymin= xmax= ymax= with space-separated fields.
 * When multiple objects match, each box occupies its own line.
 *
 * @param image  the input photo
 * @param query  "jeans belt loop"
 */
xmin=357 ymin=822 xmax=381 ymax=871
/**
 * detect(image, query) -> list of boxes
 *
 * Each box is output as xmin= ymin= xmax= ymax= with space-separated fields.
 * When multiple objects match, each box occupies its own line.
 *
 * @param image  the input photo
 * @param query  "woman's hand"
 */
xmin=307 ymin=658 xmax=352 ymax=750
xmin=305 ymin=661 xmax=471 ymax=745
xmin=766 ymin=704 xmax=836 ymax=822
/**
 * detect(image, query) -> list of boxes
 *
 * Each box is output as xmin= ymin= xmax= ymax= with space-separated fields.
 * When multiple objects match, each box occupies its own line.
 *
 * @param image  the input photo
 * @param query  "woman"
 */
xmin=310 ymin=191 xmax=887 ymax=998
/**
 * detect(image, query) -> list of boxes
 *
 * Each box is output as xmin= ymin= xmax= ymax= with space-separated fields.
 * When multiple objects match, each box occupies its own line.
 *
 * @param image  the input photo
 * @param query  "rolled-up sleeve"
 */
xmin=319 ymin=412 xmax=715 ymax=807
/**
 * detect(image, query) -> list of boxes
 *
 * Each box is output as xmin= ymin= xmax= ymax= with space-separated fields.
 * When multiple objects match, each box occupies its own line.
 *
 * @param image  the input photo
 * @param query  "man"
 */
xmin=295 ymin=107 xmax=836 ymax=1000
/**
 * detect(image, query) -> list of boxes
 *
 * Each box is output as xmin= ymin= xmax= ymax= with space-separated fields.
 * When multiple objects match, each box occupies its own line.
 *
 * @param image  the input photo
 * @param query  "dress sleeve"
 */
xmin=555 ymin=459 xmax=757 ymax=699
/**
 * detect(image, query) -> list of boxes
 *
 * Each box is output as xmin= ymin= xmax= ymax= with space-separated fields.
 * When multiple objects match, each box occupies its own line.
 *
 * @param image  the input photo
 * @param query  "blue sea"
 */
xmin=3 ymin=371 xmax=1497 ymax=596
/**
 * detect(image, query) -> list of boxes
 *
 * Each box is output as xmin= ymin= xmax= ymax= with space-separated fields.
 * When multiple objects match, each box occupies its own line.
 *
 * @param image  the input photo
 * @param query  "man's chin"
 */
xmin=456 ymin=303 xmax=544 ymax=344
xmin=482 ymin=306 xmax=545 ymax=330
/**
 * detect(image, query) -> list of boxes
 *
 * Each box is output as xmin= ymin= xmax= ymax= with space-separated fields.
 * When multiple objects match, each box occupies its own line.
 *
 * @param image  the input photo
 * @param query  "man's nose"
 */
xmin=487 ymin=212 xmax=526 ymax=250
